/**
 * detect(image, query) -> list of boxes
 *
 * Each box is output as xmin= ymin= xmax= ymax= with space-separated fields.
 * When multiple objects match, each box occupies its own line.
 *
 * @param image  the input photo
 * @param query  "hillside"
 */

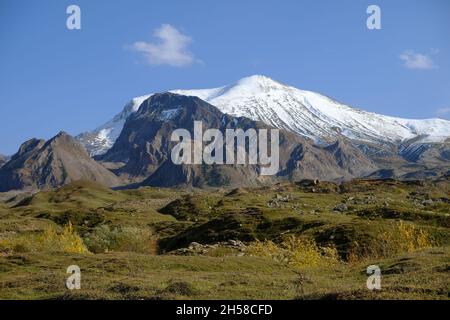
xmin=0 ymin=178 xmax=448 ymax=299
xmin=0 ymin=132 xmax=121 ymax=192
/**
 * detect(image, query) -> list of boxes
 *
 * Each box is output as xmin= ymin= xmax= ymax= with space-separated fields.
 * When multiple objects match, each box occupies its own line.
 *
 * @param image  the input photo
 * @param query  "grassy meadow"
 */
xmin=0 ymin=179 xmax=449 ymax=300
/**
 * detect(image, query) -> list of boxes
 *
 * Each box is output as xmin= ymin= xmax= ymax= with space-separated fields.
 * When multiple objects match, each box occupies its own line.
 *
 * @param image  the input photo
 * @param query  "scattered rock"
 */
xmin=188 ymin=242 xmax=201 ymax=250
xmin=296 ymin=179 xmax=319 ymax=188
xmin=177 ymin=240 xmax=247 ymax=256
xmin=333 ymin=203 xmax=348 ymax=212
xmin=228 ymin=239 xmax=244 ymax=247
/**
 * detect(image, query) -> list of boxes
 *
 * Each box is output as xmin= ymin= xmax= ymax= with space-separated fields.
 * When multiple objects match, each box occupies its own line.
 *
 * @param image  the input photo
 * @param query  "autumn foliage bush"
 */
xmin=246 ymin=236 xmax=340 ymax=268
xmin=0 ymin=222 xmax=87 ymax=254
xmin=348 ymin=220 xmax=435 ymax=262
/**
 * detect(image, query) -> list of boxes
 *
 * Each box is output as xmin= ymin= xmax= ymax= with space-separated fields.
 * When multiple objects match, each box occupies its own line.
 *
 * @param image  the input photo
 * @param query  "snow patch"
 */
xmin=158 ymin=107 xmax=182 ymax=120
xmin=77 ymin=75 xmax=450 ymax=156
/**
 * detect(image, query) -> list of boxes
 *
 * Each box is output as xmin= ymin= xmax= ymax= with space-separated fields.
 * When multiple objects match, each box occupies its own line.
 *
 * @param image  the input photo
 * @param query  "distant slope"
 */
xmin=13 ymin=179 xmax=125 ymax=209
xmin=0 ymin=132 xmax=121 ymax=192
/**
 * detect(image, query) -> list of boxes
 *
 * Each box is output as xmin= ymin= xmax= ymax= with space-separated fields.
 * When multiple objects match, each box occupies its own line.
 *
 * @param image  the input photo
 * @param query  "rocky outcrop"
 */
xmin=101 ymin=93 xmax=377 ymax=187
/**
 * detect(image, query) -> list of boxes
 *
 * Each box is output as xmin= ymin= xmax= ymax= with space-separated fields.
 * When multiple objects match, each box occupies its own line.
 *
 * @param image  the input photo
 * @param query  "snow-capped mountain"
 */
xmin=77 ymin=75 xmax=450 ymax=156
xmin=99 ymin=92 xmax=379 ymax=184
xmin=77 ymin=95 xmax=151 ymax=156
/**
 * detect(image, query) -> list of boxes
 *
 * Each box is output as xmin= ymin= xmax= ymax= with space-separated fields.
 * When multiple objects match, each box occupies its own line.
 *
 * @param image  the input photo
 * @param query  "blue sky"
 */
xmin=1 ymin=0 xmax=449 ymax=155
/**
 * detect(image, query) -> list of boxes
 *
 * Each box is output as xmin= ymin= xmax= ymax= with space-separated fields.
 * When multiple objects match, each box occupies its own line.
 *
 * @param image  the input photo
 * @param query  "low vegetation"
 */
xmin=347 ymin=220 xmax=436 ymax=262
xmin=246 ymin=236 xmax=340 ymax=268
xmin=0 ymin=222 xmax=87 ymax=254
xmin=0 ymin=178 xmax=448 ymax=299
xmin=83 ymin=225 xmax=157 ymax=254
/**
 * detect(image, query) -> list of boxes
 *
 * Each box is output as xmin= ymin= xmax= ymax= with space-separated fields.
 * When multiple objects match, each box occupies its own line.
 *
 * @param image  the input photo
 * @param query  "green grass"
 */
xmin=0 ymin=248 xmax=448 ymax=300
xmin=0 ymin=179 xmax=448 ymax=300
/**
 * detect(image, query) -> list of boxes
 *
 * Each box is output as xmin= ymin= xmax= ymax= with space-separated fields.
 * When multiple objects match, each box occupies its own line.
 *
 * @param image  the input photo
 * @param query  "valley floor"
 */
xmin=0 ymin=178 xmax=449 ymax=300
xmin=0 ymin=247 xmax=449 ymax=300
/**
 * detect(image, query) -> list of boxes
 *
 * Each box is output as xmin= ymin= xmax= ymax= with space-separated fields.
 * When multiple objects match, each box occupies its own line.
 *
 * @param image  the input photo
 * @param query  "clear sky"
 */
xmin=1 ymin=0 xmax=449 ymax=155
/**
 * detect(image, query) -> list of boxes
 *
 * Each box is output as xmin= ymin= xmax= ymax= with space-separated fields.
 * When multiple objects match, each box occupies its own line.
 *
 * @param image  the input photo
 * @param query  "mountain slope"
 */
xmin=101 ymin=93 xmax=274 ymax=186
xmin=77 ymin=75 xmax=450 ymax=156
xmin=0 ymin=132 xmax=121 ymax=192
xmin=101 ymin=93 xmax=377 ymax=187
xmin=0 ymin=154 xmax=10 ymax=168
xmin=77 ymin=96 xmax=151 ymax=156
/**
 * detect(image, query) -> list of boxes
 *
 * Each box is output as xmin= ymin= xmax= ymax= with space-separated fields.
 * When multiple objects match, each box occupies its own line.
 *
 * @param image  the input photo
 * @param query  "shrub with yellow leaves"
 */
xmin=348 ymin=220 xmax=435 ymax=263
xmin=246 ymin=236 xmax=340 ymax=269
xmin=0 ymin=222 xmax=88 ymax=254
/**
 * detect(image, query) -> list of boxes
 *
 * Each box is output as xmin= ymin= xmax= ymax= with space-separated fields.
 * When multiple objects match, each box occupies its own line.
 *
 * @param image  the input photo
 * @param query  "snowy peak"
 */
xmin=172 ymin=75 xmax=285 ymax=101
xmin=77 ymin=75 xmax=450 ymax=157
xmin=176 ymin=76 xmax=450 ymax=144
xmin=229 ymin=74 xmax=287 ymax=92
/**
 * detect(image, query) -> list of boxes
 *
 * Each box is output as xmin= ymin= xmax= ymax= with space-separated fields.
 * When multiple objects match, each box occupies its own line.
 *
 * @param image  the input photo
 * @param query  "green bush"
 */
xmin=83 ymin=225 xmax=157 ymax=254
